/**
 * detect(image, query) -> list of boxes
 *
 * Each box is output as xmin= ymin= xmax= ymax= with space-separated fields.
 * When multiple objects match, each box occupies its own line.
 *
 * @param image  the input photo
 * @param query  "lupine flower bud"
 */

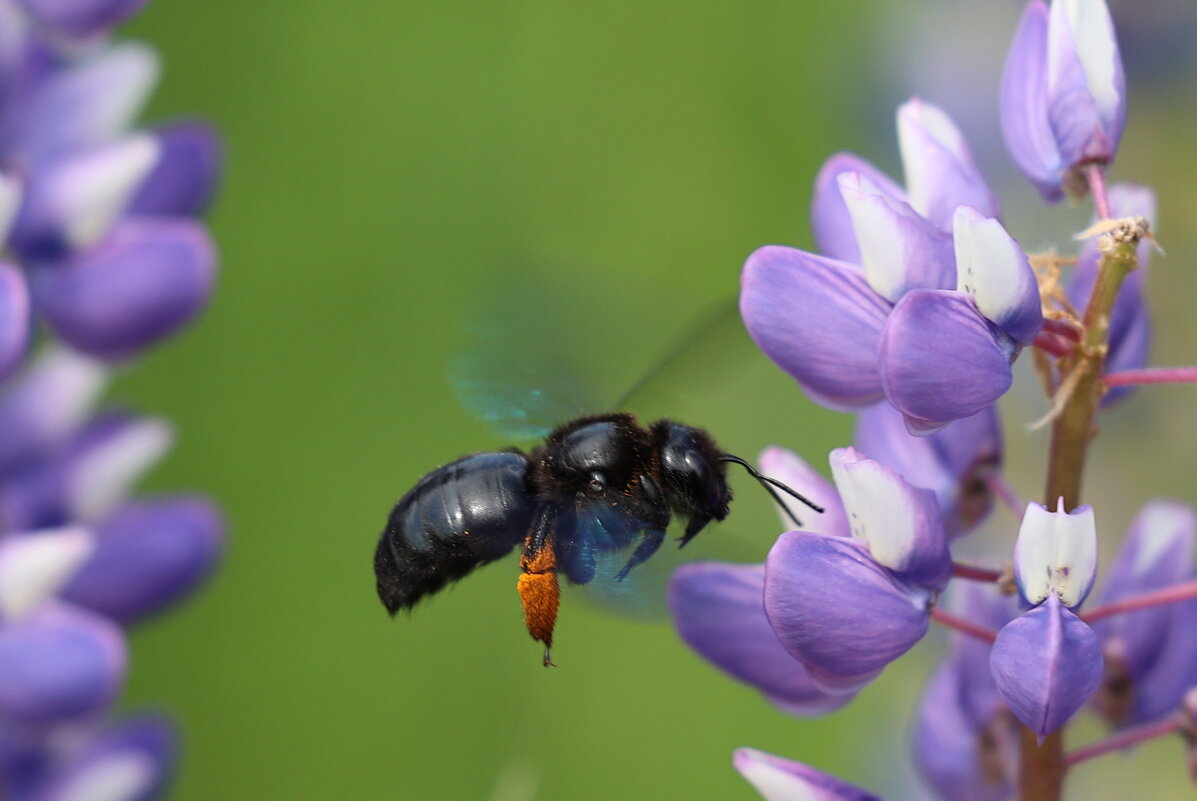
xmin=15 ymin=0 xmax=151 ymax=39
xmin=734 ymin=748 xmax=886 ymax=801
xmin=1001 ymin=0 xmax=1126 ymax=201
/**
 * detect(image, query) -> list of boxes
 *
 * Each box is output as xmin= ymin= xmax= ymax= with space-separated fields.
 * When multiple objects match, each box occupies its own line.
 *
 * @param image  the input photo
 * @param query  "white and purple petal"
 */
xmin=62 ymin=496 xmax=224 ymax=624
xmin=838 ymin=171 xmax=956 ymax=301
xmin=0 ymin=262 xmax=32 ymax=383
xmin=828 ymin=447 xmax=950 ymax=589
xmin=764 ymin=532 xmax=930 ymax=692
xmin=0 ymin=603 xmax=125 ymax=727
xmin=741 ymin=246 xmax=888 ymax=411
xmin=1047 ymin=0 xmax=1125 ymax=165
xmin=60 ymin=412 xmax=173 ymax=523
xmin=669 ymin=563 xmax=853 ymax=716
xmin=990 ymin=595 xmax=1103 ymax=741
xmin=952 ymin=206 xmax=1042 ymax=345
xmin=23 ymin=715 xmax=176 ymax=801
xmin=32 ymin=218 xmax=217 ymax=360
xmin=758 ymin=446 xmax=849 ymax=538
xmin=810 ymin=153 xmax=905 ymax=265
xmin=1014 ymin=501 xmax=1097 ymax=608
xmin=0 ymin=526 xmax=93 ymax=620
xmin=897 ymin=98 xmax=999 ymax=230
xmin=734 ymin=748 xmax=886 ymax=801
xmin=879 ymin=290 xmax=1014 ymax=434
xmin=1000 ymin=1 xmax=1064 ymax=201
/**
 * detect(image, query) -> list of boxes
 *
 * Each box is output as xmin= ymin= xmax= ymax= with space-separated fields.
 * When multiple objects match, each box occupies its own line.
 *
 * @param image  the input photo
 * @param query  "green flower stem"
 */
xmin=1020 ymin=234 xmax=1140 ymax=801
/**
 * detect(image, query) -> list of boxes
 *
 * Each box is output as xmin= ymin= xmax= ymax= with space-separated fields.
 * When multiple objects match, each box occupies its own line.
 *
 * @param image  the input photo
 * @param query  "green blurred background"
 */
xmin=100 ymin=0 xmax=1197 ymax=799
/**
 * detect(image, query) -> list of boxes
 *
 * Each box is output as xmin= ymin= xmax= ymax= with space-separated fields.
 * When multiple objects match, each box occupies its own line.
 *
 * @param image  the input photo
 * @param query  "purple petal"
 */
xmin=1096 ymin=501 xmax=1195 ymax=680
xmin=8 ymin=43 xmax=158 ymax=168
xmin=0 ymin=603 xmax=126 ymax=727
xmin=128 ymin=121 xmax=223 ymax=217
xmin=838 ymin=171 xmax=956 ymax=301
xmin=62 ymin=496 xmax=224 ymax=624
xmin=734 ymin=748 xmax=886 ymax=801
xmin=764 ymin=532 xmax=930 ymax=692
xmin=829 ymin=447 xmax=951 ymax=590
xmin=0 ymin=526 xmax=93 ymax=619
xmin=741 ymin=246 xmax=888 ymax=411
xmin=990 ymin=595 xmax=1103 ymax=740
xmin=62 ymin=412 xmax=173 ymax=522
xmin=0 ymin=346 xmax=108 ymax=477
xmin=952 ymin=207 xmax=1043 ymax=345
xmin=879 ymin=290 xmax=1014 ymax=432
xmin=914 ymin=658 xmax=1015 ymax=801
xmin=0 ymin=262 xmax=32 ymax=382
xmin=1000 ymin=1 xmax=1064 ymax=201
xmin=32 ymin=218 xmax=217 ymax=360
xmin=855 ymin=403 xmax=1002 ymax=537
xmin=1047 ymin=0 xmax=1124 ymax=166
xmin=1013 ymin=501 xmax=1097 ymax=608
xmin=897 ymin=98 xmax=999 ymax=229
xmin=810 ymin=153 xmax=905 ymax=264
xmin=14 ymin=0 xmax=149 ymax=38
xmin=669 ymin=563 xmax=853 ymax=716
xmin=25 ymin=715 xmax=176 ymax=801
xmin=1128 ymin=597 xmax=1197 ymax=725
xmin=758 ymin=446 xmax=849 ymax=538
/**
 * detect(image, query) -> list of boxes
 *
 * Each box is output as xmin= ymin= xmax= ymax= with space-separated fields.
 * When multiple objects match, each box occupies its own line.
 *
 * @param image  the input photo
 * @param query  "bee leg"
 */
xmin=614 ymin=528 xmax=665 ymax=581
xmin=518 ymin=508 xmax=560 ymax=667
xmin=677 ymin=515 xmax=713 ymax=549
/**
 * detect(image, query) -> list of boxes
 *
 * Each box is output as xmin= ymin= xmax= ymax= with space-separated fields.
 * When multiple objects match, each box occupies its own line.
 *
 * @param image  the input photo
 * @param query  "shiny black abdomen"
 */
xmin=375 ymin=451 xmax=535 ymax=613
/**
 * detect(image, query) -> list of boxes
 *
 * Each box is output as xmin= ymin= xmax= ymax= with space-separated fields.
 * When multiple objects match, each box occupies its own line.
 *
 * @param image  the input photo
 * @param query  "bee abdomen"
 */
xmin=374 ymin=451 xmax=535 ymax=614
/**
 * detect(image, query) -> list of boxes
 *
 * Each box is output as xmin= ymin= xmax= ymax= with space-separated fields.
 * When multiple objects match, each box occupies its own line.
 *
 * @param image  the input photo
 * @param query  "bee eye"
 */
xmin=588 ymin=472 xmax=607 ymax=494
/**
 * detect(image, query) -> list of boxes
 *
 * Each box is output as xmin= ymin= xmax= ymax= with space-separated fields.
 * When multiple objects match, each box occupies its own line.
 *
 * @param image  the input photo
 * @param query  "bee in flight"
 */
xmin=373 ymin=411 xmax=821 ymax=666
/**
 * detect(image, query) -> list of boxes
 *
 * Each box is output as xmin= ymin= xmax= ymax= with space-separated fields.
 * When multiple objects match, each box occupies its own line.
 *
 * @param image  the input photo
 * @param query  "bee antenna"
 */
xmin=718 ymin=453 xmax=825 ymax=529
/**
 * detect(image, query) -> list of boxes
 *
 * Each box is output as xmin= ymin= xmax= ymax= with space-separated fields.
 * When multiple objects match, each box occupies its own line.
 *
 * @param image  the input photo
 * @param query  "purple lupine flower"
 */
xmin=854 ymin=402 xmax=1001 ymax=537
xmin=990 ymin=501 xmax=1102 ymax=740
xmin=1091 ymin=501 xmax=1197 ymax=727
xmin=670 ymin=446 xmax=949 ymax=699
xmin=0 ymin=12 xmax=221 ymax=367
xmin=913 ymin=585 xmax=1017 ymax=801
xmin=1068 ymin=183 xmax=1155 ymax=405
xmin=742 ymin=101 xmax=1041 ymax=434
xmin=1001 ymin=0 xmax=1126 ymax=201
xmin=734 ymin=748 xmax=886 ymax=801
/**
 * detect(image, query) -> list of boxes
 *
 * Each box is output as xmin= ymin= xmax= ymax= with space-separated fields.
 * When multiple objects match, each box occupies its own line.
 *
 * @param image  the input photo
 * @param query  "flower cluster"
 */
xmin=0 ymin=3 xmax=223 ymax=800
xmin=669 ymin=2 xmax=1197 ymax=799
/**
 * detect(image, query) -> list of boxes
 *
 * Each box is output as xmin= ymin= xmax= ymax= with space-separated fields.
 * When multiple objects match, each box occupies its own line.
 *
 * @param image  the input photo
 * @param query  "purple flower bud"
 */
xmin=758 ymin=446 xmax=849 ymax=537
xmin=990 ymin=594 xmax=1103 ymax=740
xmin=764 ymin=532 xmax=932 ymax=692
xmin=854 ymin=402 xmax=1002 ymax=537
xmin=1126 ymin=597 xmax=1197 ymax=727
xmin=1013 ymin=500 xmax=1097 ymax=608
xmin=15 ymin=0 xmax=150 ymax=39
xmin=669 ymin=563 xmax=853 ymax=716
xmin=1001 ymin=0 xmax=1126 ymax=201
xmin=879 ymin=290 xmax=1015 ymax=434
xmin=741 ymin=246 xmax=888 ymax=411
xmin=129 ymin=121 xmax=223 ymax=217
xmin=31 ymin=218 xmax=217 ymax=359
xmin=897 ymin=98 xmax=1000 ymax=230
xmin=734 ymin=748 xmax=886 ymax=801
xmin=62 ymin=496 xmax=224 ymax=624
xmin=23 ymin=715 xmax=176 ymax=801
xmin=0 ymin=603 xmax=126 ymax=727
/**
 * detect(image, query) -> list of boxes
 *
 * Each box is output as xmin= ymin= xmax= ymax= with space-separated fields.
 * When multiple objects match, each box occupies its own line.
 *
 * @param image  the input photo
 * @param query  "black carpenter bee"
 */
xmin=373 ymin=411 xmax=821 ymax=666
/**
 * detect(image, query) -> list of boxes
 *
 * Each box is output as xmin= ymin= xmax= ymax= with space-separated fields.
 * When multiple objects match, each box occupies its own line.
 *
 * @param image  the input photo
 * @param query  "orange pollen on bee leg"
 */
xmin=518 ymin=543 xmax=559 ymax=647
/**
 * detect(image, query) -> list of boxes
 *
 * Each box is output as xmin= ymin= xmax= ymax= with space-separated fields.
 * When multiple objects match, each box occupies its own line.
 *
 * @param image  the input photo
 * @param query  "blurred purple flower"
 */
xmin=1001 ymin=0 xmax=1126 ymax=201
xmin=742 ymin=101 xmax=1041 ymax=434
xmin=735 ymin=748 xmax=886 ymax=801
xmin=0 ymin=12 xmax=221 ymax=368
